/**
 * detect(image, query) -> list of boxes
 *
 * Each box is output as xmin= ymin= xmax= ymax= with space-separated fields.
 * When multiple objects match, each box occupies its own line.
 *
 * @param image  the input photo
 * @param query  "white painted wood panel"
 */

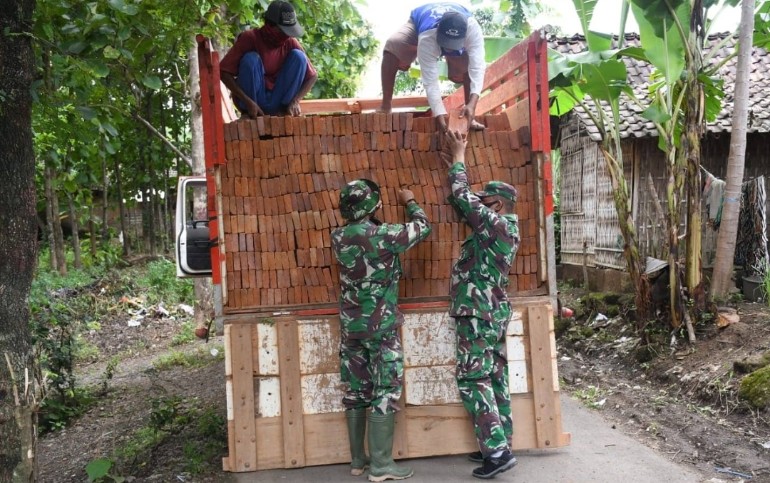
xmin=404 ymin=366 xmax=461 ymax=405
xmin=301 ymin=373 xmax=346 ymax=414
xmin=257 ymin=376 xmax=281 ymax=417
xmin=402 ymin=312 xmax=456 ymax=367
xmin=507 ymin=335 xmax=526 ymax=361
xmin=508 ymin=360 xmax=529 ymax=394
xmin=508 ymin=309 xmax=524 ymax=336
xmin=298 ymin=319 xmax=340 ymax=375
xmin=257 ymin=322 xmax=279 ymax=376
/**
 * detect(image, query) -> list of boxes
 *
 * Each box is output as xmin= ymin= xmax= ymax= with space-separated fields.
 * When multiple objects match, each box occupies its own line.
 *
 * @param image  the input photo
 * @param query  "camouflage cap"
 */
xmin=475 ymin=181 xmax=517 ymax=203
xmin=339 ymin=179 xmax=381 ymax=221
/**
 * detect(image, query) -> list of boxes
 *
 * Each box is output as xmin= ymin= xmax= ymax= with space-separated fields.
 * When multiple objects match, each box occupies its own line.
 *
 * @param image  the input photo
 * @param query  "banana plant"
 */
xmin=549 ymin=0 xmax=653 ymax=323
xmin=550 ymin=0 xmax=733 ymax=334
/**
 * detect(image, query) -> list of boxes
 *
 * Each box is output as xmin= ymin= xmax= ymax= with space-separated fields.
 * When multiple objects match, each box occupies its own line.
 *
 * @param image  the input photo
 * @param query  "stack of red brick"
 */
xmin=220 ymin=112 xmax=540 ymax=310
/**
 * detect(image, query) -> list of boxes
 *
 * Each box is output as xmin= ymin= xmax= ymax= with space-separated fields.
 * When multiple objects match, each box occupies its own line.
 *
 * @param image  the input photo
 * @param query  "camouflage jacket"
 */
xmin=332 ymin=203 xmax=431 ymax=338
xmin=448 ymin=162 xmax=520 ymax=323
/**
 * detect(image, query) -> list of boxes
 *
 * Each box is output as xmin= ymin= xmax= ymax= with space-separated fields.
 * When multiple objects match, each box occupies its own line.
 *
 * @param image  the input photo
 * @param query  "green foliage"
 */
xmin=86 ymin=458 xmax=125 ymax=483
xmin=153 ymin=346 xmax=223 ymax=370
xmin=171 ymin=321 xmax=197 ymax=346
xmin=750 ymin=260 xmax=770 ymax=306
xmin=136 ymin=259 xmax=194 ymax=305
xmin=394 ymin=70 xmax=422 ymax=96
xmin=475 ymin=1 xmax=539 ymax=38
xmin=113 ymin=426 xmax=168 ymax=462
xmin=754 ymin=1 xmax=770 ymax=49
xmin=630 ymin=0 xmax=688 ymax=84
xmin=573 ymin=385 xmax=607 ymax=409
xmin=738 ymin=366 xmax=770 ymax=409
xmin=182 ymin=408 xmax=227 ymax=474
xmin=103 ymin=400 xmax=226 ymax=476
xmin=150 ymin=396 xmax=187 ymax=432
xmin=39 ymin=386 xmax=98 ymax=433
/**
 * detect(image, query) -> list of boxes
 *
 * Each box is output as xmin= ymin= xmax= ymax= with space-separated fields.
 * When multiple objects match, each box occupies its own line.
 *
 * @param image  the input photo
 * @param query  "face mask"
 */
xmin=263 ymin=23 xmax=289 ymax=44
xmin=441 ymin=47 xmax=465 ymax=57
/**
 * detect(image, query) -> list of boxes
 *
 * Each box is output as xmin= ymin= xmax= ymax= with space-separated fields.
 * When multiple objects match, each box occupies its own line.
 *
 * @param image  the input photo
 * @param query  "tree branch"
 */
xmin=133 ymin=113 xmax=193 ymax=169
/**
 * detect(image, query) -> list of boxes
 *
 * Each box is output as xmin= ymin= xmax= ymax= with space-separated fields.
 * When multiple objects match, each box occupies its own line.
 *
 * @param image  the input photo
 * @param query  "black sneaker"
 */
xmin=471 ymin=450 xmax=517 ymax=479
xmin=468 ymin=451 xmax=483 ymax=463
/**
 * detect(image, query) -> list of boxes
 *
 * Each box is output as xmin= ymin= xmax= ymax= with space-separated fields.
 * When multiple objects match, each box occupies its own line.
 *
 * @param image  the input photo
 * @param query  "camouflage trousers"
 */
xmin=340 ymin=328 xmax=404 ymax=415
xmin=454 ymin=316 xmax=512 ymax=455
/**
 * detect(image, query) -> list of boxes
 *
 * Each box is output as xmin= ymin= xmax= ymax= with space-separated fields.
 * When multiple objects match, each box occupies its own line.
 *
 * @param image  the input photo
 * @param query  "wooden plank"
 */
xmin=277 ymin=319 xmax=306 ymax=467
xmin=393 ymin=395 xmax=409 ymax=460
xmin=402 ymin=396 xmax=554 ymax=457
xmin=299 ymin=96 xmax=429 ymax=114
xmin=403 ymin=404 xmax=476 ymax=457
xmin=303 ymin=412 xmax=352 ymax=466
xmin=254 ymin=417 xmax=284 ymax=470
xmin=527 ymin=304 xmax=561 ymax=448
xmin=476 ymin=75 xmax=529 ymax=117
xmin=228 ymin=323 xmax=258 ymax=471
xmin=444 ymin=34 xmax=531 ymax=112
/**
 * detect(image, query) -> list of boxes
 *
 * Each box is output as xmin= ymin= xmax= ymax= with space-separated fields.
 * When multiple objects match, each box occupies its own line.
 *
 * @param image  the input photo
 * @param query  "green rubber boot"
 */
xmin=346 ymin=408 xmax=369 ymax=476
xmin=367 ymin=412 xmax=413 ymax=482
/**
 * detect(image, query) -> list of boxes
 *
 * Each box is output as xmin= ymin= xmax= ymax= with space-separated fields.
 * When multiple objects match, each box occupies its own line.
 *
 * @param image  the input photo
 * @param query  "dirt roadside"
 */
xmin=36 ymin=286 xmax=770 ymax=482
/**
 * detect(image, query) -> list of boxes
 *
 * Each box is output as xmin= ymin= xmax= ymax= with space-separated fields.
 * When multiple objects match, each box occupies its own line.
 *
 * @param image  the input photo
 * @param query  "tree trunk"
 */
xmin=189 ymin=39 xmax=215 ymax=334
xmin=0 ymin=0 xmax=41 ymax=478
xmin=711 ymin=0 xmax=755 ymax=299
xmin=45 ymin=163 xmax=67 ymax=275
xmin=114 ymin=157 xmax=131 ymax=257
xmin=101 ymin=156 xmax=110 ymax=248
xmin=88 ymin=204 xmax=97 ymax=258
xmin=43 ymin=162 xmax=58 ymax=271
xmin=143 ymin=95 xmax=157 ymax=256
xmin=67 ymin=193 xmax=82 ymax=269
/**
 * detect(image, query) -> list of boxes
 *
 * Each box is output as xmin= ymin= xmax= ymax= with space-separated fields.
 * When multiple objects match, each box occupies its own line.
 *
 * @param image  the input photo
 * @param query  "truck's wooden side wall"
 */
xmin=222 ymin=300 xmax=568 ymax=472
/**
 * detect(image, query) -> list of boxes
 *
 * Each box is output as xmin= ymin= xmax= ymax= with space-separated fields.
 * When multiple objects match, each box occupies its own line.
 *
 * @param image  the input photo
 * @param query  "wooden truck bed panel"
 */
xmin=222 ymin=301 xmax=570 ymax=472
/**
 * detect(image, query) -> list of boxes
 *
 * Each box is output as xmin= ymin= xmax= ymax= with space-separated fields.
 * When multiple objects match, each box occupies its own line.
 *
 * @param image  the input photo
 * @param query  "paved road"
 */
xmin=230 ymin=395 xmax=706 ymax=483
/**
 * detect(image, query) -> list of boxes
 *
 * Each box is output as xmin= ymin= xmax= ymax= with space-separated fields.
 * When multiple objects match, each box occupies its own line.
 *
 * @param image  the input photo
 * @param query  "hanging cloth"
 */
xmin=702 ymin=167 xmax=726 ymax=229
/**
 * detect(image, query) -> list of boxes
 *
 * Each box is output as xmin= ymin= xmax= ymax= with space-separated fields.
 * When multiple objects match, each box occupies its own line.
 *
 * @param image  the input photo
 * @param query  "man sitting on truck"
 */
xmin=220 ymin=0 xmax=317 ymax=118
xmin=331 ymin=179 xmax=431 ymax=481
xmin=378 ymin=2 xmax=486 ymax=132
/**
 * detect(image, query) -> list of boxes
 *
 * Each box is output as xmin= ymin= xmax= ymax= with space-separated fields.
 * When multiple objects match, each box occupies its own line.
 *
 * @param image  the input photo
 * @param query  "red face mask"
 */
xmin=262 ymin=23 xmax=289 ymax=45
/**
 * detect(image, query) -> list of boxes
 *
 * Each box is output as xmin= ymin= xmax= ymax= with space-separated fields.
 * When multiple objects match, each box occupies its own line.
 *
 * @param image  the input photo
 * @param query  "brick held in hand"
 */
xmin=447 ymin=107 xmax=470 ymax=136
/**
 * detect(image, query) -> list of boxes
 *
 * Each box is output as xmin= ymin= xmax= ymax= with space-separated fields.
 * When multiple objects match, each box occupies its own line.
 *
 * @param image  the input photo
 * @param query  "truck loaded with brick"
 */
xmin=174 ymin=31 xmax=569 ymax=474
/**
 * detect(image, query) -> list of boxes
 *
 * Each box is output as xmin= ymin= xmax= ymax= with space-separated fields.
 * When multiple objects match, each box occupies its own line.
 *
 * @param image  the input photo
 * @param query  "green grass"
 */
xmin=152 ymin=346 xmax=224 ymax=371
xmin=171 ymin=321 xmax=196 ymax=346
xmin=573 ymin=385 xmax=608 ymax=410
xmin=135 ymin=259 xmax=194 ymax=305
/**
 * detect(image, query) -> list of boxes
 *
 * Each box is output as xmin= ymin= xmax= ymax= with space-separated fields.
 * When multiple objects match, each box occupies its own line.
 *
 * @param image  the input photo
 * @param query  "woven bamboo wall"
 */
xmin=566 ymin=133 xmax=770 ymax=271
xmin=219 ymin=112 xmax=541 ymax=311
xmin=559 ymin=118 xmax=597 ymax=267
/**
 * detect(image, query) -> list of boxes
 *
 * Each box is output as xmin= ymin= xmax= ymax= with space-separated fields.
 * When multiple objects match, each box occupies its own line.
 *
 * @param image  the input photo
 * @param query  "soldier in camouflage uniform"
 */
xmin=332 ymin=179 xmax=431 ymax=481
xmin=443 ymin=130 xmax=520 ymax=479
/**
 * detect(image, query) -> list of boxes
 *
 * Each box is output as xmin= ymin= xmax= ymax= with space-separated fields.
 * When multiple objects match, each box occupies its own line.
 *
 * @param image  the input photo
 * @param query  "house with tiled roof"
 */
xmin=552 ymin=32 xmax=770 ymax=273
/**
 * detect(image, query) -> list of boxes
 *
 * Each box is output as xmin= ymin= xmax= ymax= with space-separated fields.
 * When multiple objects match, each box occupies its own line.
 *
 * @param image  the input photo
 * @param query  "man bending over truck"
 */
xmin=379 ymin=2 xmax=486 ymax=132
xmin=331 ymin=180 xmax=431 ymax=481
xmin=220 ymin=1 xmax=317 ymax=118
